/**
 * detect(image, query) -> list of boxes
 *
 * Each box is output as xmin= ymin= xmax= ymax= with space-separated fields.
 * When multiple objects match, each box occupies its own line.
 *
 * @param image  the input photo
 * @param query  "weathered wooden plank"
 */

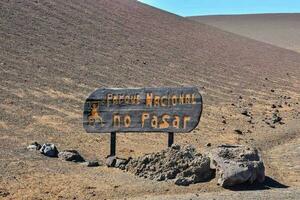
xmin=83 ymin=87 xmax=202 ymax=133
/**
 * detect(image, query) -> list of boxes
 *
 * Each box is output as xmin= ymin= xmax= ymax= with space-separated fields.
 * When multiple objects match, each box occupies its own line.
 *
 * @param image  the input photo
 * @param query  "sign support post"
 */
xmin=83 ymin=87 xmax=202 ymax=157
xmin=168 ymin=132 xmax=174 ymax=147
xmin=110 ymin=132 xmax=116 ymax=156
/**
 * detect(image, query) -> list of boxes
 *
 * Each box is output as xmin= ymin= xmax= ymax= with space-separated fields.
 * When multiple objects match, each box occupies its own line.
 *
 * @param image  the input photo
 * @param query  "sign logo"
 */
xmin=83 ymin=87 xmax=202 ymax=133
xmin=88 ymin=102 xmax=103 ymax=126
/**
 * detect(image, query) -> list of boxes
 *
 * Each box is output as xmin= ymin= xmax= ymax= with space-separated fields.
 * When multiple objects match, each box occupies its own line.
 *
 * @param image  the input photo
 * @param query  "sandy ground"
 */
xmin=0 ymin=0 xmax=300 ymax=199
xmin=189 ymin=14 xmax=300 ymax=53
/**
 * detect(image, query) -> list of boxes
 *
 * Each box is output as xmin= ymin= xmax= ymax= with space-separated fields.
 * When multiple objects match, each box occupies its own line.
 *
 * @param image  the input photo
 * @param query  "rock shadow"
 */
xmin=225 ymin=176 xmax=289 ymax=191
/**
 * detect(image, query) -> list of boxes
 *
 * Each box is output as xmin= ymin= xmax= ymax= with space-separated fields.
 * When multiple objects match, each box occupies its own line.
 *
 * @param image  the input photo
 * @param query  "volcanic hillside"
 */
xmin=189 ymin=13 xmax=300 ymax=53
xmin=0 ymin=0 xmax=300 ymax=199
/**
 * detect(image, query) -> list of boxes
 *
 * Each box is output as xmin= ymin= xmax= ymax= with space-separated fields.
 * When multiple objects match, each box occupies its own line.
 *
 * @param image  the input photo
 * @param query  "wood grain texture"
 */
xmin=83 ymin=87 xmax=202 ymax=133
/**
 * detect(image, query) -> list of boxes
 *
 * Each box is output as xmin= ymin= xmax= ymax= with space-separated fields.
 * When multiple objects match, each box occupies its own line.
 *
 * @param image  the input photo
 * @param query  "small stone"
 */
xmin=241 ymin=109 xmax=251 ymax=117
xmin=234 ymin=129 xmax=243 ymax=135
xmin=27 ymin=142 xmax=41 ymax=151
xmin=175 ymin=178 xmax=190 ymax=186
xmin=206 ymin=143 xmax=211 ymax=147
xmin=271 ymin=89 xmax=275 ymax=92
xmin=156 ymin=174 xmax=166 ymax=181
xmin=106 ymin=156 xmax=116 ymax=167
xmin=222 ymin=119 xmax=226 ymax=124
xmin=115 ymin=158 xmax=128 ymax=168
xmin=272 ymin=113 xmax=282 ymax=124
xmin=171 ymin=144 xmax=181 ymax=150
xmin=247 ymin=118 xmax=253 ymax=124
xmin=0 ymin=189 xmax=10 ymax=197
xmin=40 ymin=143 xmax=58 ymax=157
xmin=58 ymin=150 xmax=85 ymax=162
xmin=271 ymin=104 xmax=276 ymax=108
xmin=81 ymin=160 xmax=101 ymax=167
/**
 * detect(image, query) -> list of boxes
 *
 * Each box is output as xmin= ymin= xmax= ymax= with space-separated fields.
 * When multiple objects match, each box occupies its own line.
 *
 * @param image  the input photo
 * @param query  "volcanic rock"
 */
xmin=206 ymin=143 xmax=212 ymax=147
xmin=106 ymin=156 xmax=116 ymax=167
xmin=208 ymin=144 xmax=265 ymax=187
xmin=115 ymin=158 xmax=130 ymax=169
xmin=39 ymin=143 xmax=59 ymax=157
xmin=58 ymin=150 xmax=85 ymax=162
xmin=241 ymin=109 xmax=251 ymax=117
xmin=123 ymin=144 xmax=213 ymax=186
xmin=81 ymin=160 xmax=101 ymax=167
xmin=271 ymin=113 xmax=282 ymax=124
xmin=234 ymin=129 xmax=243 ymax=135
xmin=27 ymin=142 xmax=41 ymax=151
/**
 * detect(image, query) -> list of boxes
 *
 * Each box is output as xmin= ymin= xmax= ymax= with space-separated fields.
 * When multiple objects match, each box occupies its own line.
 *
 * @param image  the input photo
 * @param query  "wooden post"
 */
xmin=110 ymin=132 xmax=116 ymax=156
xmin=168 ymin=132 xmax=174 ymax=147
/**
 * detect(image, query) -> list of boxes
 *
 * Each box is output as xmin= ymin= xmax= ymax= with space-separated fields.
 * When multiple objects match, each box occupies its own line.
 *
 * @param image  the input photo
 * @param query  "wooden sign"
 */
xmin=83 ymin=87 xmax=202 ymax=133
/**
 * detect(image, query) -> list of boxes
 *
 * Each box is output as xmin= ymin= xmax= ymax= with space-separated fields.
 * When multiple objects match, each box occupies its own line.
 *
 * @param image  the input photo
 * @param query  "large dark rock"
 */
xmin=58 ymin=150 xmax=85 ymax=162
xmin=208 ymin=144 xmax=265 ymax=187
xmin=39 ymin=143 xmax=59 ymax=157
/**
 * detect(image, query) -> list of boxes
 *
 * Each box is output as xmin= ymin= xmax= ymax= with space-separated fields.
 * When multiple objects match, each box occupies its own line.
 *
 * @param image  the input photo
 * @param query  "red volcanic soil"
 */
xmin=0 ymin=0 xmax=299 ymax=199
xmin=189 ymin=13 xmax=300 ymax=53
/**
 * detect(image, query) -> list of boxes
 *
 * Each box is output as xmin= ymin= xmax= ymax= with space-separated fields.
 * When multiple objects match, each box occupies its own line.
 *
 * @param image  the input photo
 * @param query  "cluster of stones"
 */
xmin=263 ymin=111 xmax=284 ymax=128
xmin=28 ymin=142 xmax=265 ymax=187
xmin=106 ymin=144 xmax=265 ymax=187
xmin=27 ymin=142 xmax=100 ymax=167
xmin=124 ymin=144 xmax=212 ymax=186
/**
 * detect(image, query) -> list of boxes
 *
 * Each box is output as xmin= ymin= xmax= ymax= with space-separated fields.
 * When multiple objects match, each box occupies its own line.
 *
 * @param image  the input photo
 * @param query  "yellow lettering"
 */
xmin=113 ymin=114 xmax=121 ymax=127
xmin=151 ymin=115 xmax=158 ymax=128
xmin=191 ymin=93 xmax=196 ymax=104
xmin=179 ymin=93 xmax=185 ymax=104
xmin=113 ymin=95 xmax=118 ymax=105
xmin=136 ymin=94 xmax=141 ymax=105
xmin=125 ymin=95 xmax=130 ymax=104
xmin=185 ymin=94 xmax=191 ymax=104
xmin=119 ymin=94 xmax=124 ymax=104
xmin=107 ymin=94 xmax=112 ymax=107
xmin=154 ymin=96 xmax=160 ymax=107
xmin=146 ymin=93 xmax=153 ymax=107
xmin=172 ymin=115 xmax=180 ymax=128
xmin=161 ymin=96 xmax=167 ymax=106
xmin=124 ymin=115 xmax=131 ymax=127
xmin=183 ymin=116 xmax=190 ymax=129
xmin=130 ymin=95 xmax=136 ymax=104
xmin=159 ymin=114 xmax=170 ymax=128
xmin=141 ymin=113 xmax=149 ymax=128
xmin=171 ymin=95 xmax=177 ymax=106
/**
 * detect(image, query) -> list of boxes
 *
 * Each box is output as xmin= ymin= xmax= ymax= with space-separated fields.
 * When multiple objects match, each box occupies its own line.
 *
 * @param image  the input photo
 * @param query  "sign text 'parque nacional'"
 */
xmin=83 ymin=87 xmax=202 ymax=133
